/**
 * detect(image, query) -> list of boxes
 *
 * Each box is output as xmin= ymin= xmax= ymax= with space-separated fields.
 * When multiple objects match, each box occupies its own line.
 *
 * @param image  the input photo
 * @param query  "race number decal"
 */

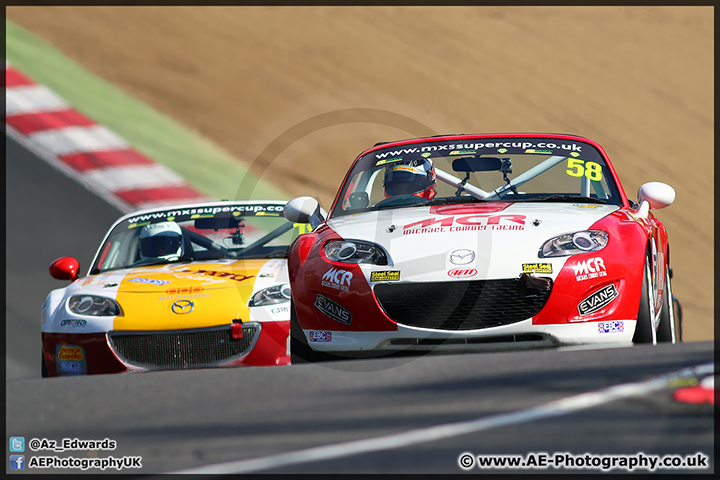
xmin=566 ymin=159 xmax=603 ymax=181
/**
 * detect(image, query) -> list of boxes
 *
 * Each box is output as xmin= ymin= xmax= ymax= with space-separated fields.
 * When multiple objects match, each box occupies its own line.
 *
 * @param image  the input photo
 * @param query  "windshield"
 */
xmin=331 ymin=137 xmax=624 ymax=217
xmin=91 ymin=202 xmax=307 ymax=274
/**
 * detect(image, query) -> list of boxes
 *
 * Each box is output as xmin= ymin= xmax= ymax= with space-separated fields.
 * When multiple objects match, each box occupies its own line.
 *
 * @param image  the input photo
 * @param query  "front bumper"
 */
xmin=302 ymin=318 xmax=636 ymax=353
xmin=42 ymin=321 xmax=290 ymax=376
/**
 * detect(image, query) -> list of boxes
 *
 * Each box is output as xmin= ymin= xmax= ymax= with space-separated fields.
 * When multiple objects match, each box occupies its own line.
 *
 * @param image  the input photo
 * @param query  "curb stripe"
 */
xmin=114 ymin=186 xmax=212 ymax=205
xmin=28 ymin=125 xmax=129 ymax=156
xmin=60 ymin=150 xmax=155 ymax=172
xmin=7 ymin=109 xmax=97 ymax=135
xmin=6 ymin=84 xmax=70 ymax=115
xmin=5 ymin=67 xmax=35 ymax=87
xmin=82 ymin=164 xmax=186 ymax=191
xmin=5 ymin=62 xmax=211 ymax=212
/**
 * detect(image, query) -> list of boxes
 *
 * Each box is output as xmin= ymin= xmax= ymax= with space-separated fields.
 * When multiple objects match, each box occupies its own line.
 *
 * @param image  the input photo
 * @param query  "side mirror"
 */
xmin=49 ymin=256 xmax=80 ymax=282
xmin=284 ymin=196 xmax=326 ymax=230
xmin=636 ymin=182 xmax=675 ymax=218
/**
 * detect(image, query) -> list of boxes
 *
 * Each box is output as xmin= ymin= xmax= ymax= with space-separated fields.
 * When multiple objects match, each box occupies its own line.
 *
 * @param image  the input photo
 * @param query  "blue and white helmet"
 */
xmin=139 ymin=222 xmax=183 ymax=261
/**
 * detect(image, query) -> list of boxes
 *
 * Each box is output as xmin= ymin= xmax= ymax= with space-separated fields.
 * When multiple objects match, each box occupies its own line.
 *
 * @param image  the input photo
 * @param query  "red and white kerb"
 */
xmin=5 ymin=61 xmax=211 ymax=212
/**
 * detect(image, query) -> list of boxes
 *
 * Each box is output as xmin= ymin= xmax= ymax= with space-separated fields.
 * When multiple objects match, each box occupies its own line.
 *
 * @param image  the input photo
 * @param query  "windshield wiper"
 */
xmin=529 ymin=195 xmax=607 ymax=204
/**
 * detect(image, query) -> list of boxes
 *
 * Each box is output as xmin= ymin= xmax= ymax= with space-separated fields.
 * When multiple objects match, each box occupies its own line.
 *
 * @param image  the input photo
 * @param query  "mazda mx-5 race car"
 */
xmin=42 ymin=200 xmax=311 ymax=376
xmin=284 ymin=133 xmax=682 ymax=362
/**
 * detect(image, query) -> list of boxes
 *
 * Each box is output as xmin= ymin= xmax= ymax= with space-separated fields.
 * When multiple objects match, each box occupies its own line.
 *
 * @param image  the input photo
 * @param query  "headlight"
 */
xmin=248 ymin=283 xmax=292 ymax=307
xmin=323 ymin=240 xmax=388 ymax=265
xmin=67 ymin=295 xmax=121 ymax=316
xmin=539 ymin=230 xmax=608 ymax=257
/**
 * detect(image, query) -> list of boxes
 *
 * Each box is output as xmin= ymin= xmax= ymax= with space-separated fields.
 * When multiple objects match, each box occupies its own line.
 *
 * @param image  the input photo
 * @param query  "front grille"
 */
xmin=374 ymin=279 xmax=551 ymax=330
xmin=108 ymin=323 xmax=260 ymax=370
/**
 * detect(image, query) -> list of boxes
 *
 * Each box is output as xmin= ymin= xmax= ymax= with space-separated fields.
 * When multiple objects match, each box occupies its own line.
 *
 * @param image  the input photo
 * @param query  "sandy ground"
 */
xmin=6 ymin=6 xmax=713 ymax=341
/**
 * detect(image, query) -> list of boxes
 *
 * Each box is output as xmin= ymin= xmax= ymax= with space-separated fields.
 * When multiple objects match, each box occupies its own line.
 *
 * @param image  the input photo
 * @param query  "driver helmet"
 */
xmin=383 ymin=157 xmax=436 ymax=199
xmin=139 ymin=222 xmax=183 ymax=261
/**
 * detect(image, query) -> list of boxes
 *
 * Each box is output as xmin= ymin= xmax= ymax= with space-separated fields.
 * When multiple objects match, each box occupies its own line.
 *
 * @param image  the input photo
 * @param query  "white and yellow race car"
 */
xmin=41 ymin=200 xmax=308 ymax=376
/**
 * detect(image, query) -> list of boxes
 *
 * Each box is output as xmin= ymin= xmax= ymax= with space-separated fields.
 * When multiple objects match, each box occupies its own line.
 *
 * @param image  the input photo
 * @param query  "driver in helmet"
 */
xmin=139 ymin=222 xmax=184 ymax=261
xmin=383 ymin=157 xmax=437 ymax=200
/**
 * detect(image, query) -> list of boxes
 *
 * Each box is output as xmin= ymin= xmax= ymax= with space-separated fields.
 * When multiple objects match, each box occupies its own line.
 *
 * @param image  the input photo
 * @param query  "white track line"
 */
xmin=167 ymin=361 xmax=713 ymax=474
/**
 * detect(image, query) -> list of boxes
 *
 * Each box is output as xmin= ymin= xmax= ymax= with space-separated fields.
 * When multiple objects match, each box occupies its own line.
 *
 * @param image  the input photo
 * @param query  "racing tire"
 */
xmin=632 ymin=255 xmax=657 ymax=344
xmin=41 ymin=350 xmax=49 ymax=378
xmin=657 ymin=265 xmax=682 ymax=343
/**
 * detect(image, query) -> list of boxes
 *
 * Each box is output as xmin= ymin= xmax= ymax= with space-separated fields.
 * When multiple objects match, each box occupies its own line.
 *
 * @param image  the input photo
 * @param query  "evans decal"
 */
xmin=572 ymin=257 xmax=607 ymax=281
xmin=404 ymin=214 xmax=526 ymax=235
xmin=315 ymin=294 xmax=352 ymax=325
xmin=322 ymin=268 xmax=353 ymax=292
xmin=448 ymin=268 xmax=477 ymax=278
xmin=523 ymin=263 xmax=553 ymax=274
xmin=578 ymin=284 xmax=619 ymax=316
xmin=370 ymin=271 xmax=400 ymax=282
xmin=309 ymin=331 xmax=332 ymax=342
xmin=598 ymin=320 xmax=624 ymax=334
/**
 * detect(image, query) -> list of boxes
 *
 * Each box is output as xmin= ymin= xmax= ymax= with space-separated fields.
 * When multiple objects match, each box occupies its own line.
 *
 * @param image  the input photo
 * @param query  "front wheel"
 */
xmin=41 ymin=350 xmax=49 ymax=378
xmin=632 ymin=255 xmax=657 ymax=344
xmin=657 ymin=266 xmax=682 ymax=343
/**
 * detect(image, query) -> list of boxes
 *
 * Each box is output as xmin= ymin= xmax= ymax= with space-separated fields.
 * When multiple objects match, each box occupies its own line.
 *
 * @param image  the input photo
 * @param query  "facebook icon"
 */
xmin=9 ymin=455 xmax=25 ymax=470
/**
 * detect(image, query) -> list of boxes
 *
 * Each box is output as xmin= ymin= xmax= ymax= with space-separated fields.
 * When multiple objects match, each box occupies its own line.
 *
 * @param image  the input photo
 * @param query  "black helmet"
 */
xmin=383 ymin=157 xmax=436 ymax=199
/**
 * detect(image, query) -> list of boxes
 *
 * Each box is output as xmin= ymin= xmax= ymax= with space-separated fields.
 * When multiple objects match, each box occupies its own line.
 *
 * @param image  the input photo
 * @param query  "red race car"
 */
xmin=284 ymin=133 xmax=682 ymax=362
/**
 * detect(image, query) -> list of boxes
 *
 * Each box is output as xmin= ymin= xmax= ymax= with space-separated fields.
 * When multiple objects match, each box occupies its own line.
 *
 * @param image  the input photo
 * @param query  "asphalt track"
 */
xmin=5 ymin=135 xmax=714 ymax=475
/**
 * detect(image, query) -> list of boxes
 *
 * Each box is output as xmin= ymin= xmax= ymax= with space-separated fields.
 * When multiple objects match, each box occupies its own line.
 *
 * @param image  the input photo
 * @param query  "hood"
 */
xmin=66 ymin=259 xmax=287 ymax=331
xmin=326 ymin=203 xmax=620 ymax=281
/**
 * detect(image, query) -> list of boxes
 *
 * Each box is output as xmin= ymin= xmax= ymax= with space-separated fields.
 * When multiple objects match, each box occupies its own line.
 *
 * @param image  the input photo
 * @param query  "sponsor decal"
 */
xmin=60 ymin=319 xmax=87 ymax=327
xmin=57 ymin=345 xmax=84 ymax=361
xmin=166 ymin=286 xmax=204 ymax=294
xmin=103 ymin=283 xmax=118 ymax=288
xmin=572 ymin=257 xmax=607 ymax=281
xmin=524 ymin=149 xmax=553 ymax=154
xmin=370 ymin=270 xmax=400 ymax=282
xmin=448 ymin=268 xmax=477 ymax=278
xmin=579 ymin=284 xmax=619 ymax=316
xmin=125 ymin=204 xmax=285 ymax=224
xmin=404 ymin=214 xmax=526 ymax=235
xmin=181 ymin=269 xmax=254 ymax=282
xmin=56 ymin=345 xmax=87 ymax=375
xmin=375 ymin=157 xmax=405 ymax=166
xmin=271 ymin=306 xmax=290 ymax=315
xmin=128 ymin=278 xmax=170 ymax=285
xmin=572 ymin=204 xmax=602 ymax=209
xmin=449 ymin=249 xmax=475 ymax=265
xmin=171 ymin=300 xmax=194 ymax=314
xmin=321 ymin=268 xmax=353 ymax=292
xmin=373 ymin=141 xmax=584 ymax=161
xmin=598 ymin=319 xmax=624 ymax=333
xmin=449 ymin=150 xmax=477 ymax=155
xmin=309 ymin=331 xmax=333 ymax=342
xmin=523 ymin=263 xmax=553 ymax=274
xmin=570 ymin=151 xmax=580 ymax=157
xmin=314 ymin=294 xmax=353 ymax=325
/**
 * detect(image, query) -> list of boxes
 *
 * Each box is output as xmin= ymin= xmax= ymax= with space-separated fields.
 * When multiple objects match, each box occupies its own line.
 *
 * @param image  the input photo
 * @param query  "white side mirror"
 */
xmin=636 ymin=182 xmax=675 ymax=218
xmin=284 ymin=196 xmax=326 ymax=230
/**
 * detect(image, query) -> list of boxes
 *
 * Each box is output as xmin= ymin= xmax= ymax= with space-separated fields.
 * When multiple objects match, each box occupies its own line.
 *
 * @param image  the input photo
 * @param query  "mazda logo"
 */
xmin=449 ymin=249 xmax=475 ymax=265
xmin=171 ymin=300 xmax=194 ymax=314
